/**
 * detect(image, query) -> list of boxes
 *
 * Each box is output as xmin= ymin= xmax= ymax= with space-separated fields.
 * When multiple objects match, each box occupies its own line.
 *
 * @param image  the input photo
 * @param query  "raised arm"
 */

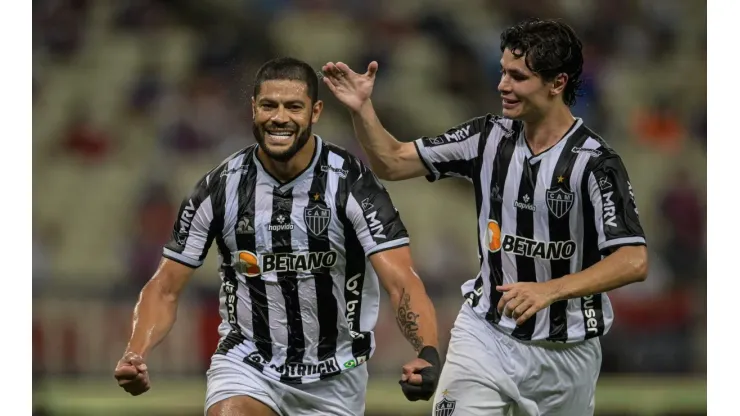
xmin=321 ymin=61 xmax=426 ymax=180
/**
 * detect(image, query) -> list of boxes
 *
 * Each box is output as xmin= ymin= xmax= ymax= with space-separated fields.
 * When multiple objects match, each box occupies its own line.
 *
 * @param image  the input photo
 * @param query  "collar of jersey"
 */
xmin=252 ymin=134 xmax=324 ymax=191
xmin=522 ymin=118 xmax=583 ymax=164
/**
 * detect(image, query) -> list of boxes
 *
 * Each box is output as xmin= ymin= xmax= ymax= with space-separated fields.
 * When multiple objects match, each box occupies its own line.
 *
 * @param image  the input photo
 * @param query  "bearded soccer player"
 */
xmin=322 ymin=19 xmax=648 ymax=416
xmin=113 ymin=57 xmax=441 ymax=416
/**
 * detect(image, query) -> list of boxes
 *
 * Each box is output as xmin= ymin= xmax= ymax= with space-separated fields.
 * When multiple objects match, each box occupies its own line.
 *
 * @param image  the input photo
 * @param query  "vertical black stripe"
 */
xmin=580 ymin=165 xmax=605 ymax=338
xmin=546 ymin=130 xmax=588 ymax=342
xmin=271 ymin=187 xmax=305 ymax=380
xmin=337 ymin=164 xmax=372 ymax=361
xmin=307 ymin=148 xmax=339 ymax=368
xmin=511 ymin=161 xmax=539 ymax=340
xmin=234 ymin=151 xmax=272 ymax=363
xmin=485 ymin=122 xmax=520 ymax=323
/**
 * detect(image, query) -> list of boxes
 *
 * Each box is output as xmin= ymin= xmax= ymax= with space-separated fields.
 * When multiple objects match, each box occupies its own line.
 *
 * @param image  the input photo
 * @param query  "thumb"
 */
xmin=128 ymin=356 xmax=148 ymax=373
xmin=366 ymin=61 xmax=378 ymax=78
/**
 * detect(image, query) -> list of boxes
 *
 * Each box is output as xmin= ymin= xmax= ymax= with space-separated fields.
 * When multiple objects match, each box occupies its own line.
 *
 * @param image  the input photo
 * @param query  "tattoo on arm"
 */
xmin=396 ymin=288 xmax=424 ymax=352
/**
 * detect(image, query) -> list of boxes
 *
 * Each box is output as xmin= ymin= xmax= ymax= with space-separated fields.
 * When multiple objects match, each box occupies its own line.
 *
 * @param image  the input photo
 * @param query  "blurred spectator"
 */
xmin=691 ymin=108 xmax=707 ymax=149
xmin=633 ymin=96 xmax=686 ymax=153
xmin=605 ymin=249 xmax=694 ymax=374
xmin=128 ymin=63 xmax=164 ymax=116
xmin=125 ymin=182 xmax=177 ymax=291
xmin=659 ymin=167 xmax=705 ymax=284
xmin=114 ymin=0 xmax=169 ymax=32
xmin=35 ymin=0 xmax=89 ymax=61
xmin=59 ymin=108 xmax=114 ymax=163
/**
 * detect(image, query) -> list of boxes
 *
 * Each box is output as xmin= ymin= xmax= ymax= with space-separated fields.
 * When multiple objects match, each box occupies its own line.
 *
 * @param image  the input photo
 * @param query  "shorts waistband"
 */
xmin=489 ymin=321 xmax=590 ymax=350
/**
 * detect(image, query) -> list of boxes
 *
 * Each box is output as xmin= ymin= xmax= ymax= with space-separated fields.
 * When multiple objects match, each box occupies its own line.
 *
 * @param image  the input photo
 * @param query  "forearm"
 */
xmin=350 ymin=100 xmax=405 ymax=177
xmin=551 ymin=246 xmax=648 ymax=301
xmin=125 ymin=279 xmax=180 ymax=358
xmin=389 ymin=278 xmax=439 ymax=352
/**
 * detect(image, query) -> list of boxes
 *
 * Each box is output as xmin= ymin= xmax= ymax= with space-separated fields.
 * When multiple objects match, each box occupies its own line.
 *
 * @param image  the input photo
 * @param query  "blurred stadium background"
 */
xmin=32 ymin=0 xmax=706 ymax=415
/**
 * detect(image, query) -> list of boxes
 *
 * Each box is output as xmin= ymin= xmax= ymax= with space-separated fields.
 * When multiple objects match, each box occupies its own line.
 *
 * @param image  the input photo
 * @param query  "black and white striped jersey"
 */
xmin=163 ymin=136 xmax=409 ymax=384
xmin=414 ymin=116 xmax=646 ymax=343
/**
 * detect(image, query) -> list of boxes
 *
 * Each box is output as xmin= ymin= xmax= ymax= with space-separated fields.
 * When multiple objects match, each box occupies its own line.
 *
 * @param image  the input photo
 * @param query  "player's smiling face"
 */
xmin=498 ymin=48 xmax=563 ymax=122
xmin=252 ymin=80 xmax=323 ymax=162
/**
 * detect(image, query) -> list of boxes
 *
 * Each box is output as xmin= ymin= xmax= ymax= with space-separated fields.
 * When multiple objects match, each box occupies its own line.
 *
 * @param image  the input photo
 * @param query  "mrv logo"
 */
xmin=602 ymin=191 xmax=617 ymax=228
xmin=176 ymin=199 xmax=196 ymax=245
xmin=364 ymin=211 xmax=386 ymax=239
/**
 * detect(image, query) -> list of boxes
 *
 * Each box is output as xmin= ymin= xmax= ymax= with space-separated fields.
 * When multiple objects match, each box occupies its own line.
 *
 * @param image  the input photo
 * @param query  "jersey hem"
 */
xmin=413 ymin=140 xmax=439 ymax=182
xmin=162 ymin=249 xmax=202 ymax=268
xmin=366 ymin=238 xmax=410 ymax=257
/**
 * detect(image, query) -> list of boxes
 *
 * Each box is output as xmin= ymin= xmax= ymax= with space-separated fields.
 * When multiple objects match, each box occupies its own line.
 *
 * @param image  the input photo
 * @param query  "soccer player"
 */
xmin=113 ymin=57 xmax=442 ymax=416
xmin=321 ymin=18 xmax=648 ymax=416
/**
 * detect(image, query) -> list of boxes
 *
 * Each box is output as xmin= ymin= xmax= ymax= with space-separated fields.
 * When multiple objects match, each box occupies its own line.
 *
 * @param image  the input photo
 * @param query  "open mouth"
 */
xmin=265 ymin=130 xmax=295 ymax=141
xmin=502 ymin=98 xmax=520 ymax=109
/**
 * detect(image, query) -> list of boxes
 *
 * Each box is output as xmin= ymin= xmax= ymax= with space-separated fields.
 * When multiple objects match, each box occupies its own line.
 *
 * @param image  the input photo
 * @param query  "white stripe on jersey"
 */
xmin=223 ymin=154 xmax=246 ymax=254
xmin=471 ymin=121 xmax=508 ymax=312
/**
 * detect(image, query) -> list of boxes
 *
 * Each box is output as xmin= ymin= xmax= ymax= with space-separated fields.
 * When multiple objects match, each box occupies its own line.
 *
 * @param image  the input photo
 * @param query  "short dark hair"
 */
xmin=253 ymin=57 xmax=319 ymax=103
xmin=500 ymin=18 xmax=583 ymax=106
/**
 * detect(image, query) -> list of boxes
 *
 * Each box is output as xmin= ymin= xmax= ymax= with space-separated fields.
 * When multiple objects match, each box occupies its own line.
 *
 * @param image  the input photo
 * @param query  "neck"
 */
xmin=258 ymin=135 xmax=317 ymax=183
xmin=523 ymin=105 xmax=576 ymax=155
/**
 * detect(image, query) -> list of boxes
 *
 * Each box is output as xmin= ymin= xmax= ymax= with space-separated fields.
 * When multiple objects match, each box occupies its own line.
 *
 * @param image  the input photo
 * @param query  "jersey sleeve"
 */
xmin=162 ymin=174 xmax=217 ymax=268
xmin=345 ymin=170 xmax=410 ymax=257
xmin=586 ymin=156 xmax=646 ymax=255
xmin=413 ymin=115 xmax=489 ymax=182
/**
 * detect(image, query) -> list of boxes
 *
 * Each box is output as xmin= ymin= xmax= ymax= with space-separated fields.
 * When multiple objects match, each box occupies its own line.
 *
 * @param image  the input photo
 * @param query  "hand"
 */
xmin=321 ymin=61 xmax=378 ymax=113
xmin=114 ymin=352 xmax=150 ymax=396
xmin=496 ymin=282 xmax=559 ymax=326
xmin=398 ymin=346 xmax=440 ymax=401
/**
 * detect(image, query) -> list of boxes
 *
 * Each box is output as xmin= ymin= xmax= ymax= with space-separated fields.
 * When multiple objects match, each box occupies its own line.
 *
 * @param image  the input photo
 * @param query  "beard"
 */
xmin=253 ymin=121 xmax=313 ymax=162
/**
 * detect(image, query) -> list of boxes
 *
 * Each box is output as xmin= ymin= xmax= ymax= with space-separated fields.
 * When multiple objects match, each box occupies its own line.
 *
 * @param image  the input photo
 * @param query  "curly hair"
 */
xmin=500 ymin=18 xmax=584 ymax=106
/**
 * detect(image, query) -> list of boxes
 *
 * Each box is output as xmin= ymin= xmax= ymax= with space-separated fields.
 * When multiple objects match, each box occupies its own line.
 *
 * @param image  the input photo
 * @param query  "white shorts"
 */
xmin=432 ymin=304 xmax=602 ymax=416
xmin=205 ymin=354 xmax=368 ymax=416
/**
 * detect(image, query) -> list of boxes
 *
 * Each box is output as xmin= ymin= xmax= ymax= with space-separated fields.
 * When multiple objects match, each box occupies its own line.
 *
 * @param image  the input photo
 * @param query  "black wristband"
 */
xmin=417 ymin=346 xmax=440 ymax=368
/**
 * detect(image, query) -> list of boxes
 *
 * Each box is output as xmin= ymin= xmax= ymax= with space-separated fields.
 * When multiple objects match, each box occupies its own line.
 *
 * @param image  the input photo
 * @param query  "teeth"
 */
xmin=268 ymin=132 xmax=293 ymax=137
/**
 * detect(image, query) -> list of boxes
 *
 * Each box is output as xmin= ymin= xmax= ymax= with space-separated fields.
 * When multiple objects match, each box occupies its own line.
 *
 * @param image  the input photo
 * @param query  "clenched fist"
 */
xmin=114 ymin=352 xmax=151 ymax=396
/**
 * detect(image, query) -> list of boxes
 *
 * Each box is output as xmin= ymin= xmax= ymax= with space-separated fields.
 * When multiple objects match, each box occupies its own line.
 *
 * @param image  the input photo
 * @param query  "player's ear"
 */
xmin=311 ymin=99 xmax=324 ymax=124
xmin=550 ymin=73 xmax=568 ymax=97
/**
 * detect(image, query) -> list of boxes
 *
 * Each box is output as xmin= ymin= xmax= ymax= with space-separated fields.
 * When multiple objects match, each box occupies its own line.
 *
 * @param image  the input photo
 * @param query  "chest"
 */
xmin=223 ymin=181 xmax=343 ymax=253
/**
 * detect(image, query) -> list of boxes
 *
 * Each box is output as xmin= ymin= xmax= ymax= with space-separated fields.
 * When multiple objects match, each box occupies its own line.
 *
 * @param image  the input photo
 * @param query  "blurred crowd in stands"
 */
xmin=33 ymin=0 xmax=706 ymax=377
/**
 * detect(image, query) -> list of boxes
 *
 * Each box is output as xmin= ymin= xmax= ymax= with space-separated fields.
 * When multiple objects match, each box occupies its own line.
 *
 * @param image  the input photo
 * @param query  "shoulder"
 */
xmin=201 ymin=145 xmax=257 ymax=190
xmin=321 ymin=139 xmax=370 ymax=184
xmin=488 ymin=115 xmax=523 ymax=144
xmin=576 ymin=125 xmax=626 ymax=171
